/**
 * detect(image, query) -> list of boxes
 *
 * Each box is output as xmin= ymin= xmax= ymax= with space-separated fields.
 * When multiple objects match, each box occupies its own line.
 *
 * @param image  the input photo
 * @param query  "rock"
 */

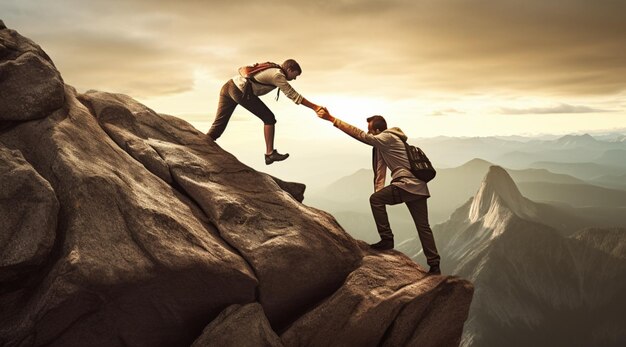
xmin=0 ymin=25 xmax=65 ymax=121
xmin=0 ymin=146 xmax=58 ymax=281
xmin=269 ymin=175 xmax=306 ymax=203
xmin=78 ymin=90 xmax=364 ymax=328
xmin=0 ymin=87 xmax=257 ymax=346
xmin=573 ymin=227 xmax=626 ymax=259
xmin=281 ymin=249 xmax=473 ymax=347
xmin=191 ymin=303 xmax=283 ymax=347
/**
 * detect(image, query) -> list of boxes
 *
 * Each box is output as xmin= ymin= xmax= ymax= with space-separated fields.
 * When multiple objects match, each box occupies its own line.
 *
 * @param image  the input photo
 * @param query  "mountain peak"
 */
xmin=555 ymin=133 xmax=598 ymax=146
xmin=459 ymin=158 xmax=493 ymax=169
xmin=469 ymin=166 xmax=537 ymax=226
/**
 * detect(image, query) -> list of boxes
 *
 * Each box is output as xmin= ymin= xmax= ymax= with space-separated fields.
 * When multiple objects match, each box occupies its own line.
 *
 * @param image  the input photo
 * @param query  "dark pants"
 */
xmin=208 ymin=80 xmax=277 ymax=140
xmin=370 ymin=185 xmax=441 ymax=266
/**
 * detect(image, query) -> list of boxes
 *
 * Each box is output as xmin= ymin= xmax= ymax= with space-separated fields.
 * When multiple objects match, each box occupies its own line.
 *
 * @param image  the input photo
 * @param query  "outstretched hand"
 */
xmin=316 ymin=106 xmax=335 ymax=122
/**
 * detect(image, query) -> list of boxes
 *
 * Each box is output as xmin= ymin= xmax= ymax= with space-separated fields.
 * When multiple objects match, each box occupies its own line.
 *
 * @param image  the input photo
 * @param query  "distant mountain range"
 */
xmin=529 ymin=160 xmax=626 ymax=180
xmin=399 ymin=166 xmax=626 ymax=347
xmin=306 ymin=158 xmax=626 ymax=233
xmin=412 ymin=133 xmax=626 ymax=169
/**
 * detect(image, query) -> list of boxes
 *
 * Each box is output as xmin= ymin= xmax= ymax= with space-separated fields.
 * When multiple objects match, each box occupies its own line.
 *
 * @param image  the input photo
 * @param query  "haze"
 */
xmin=2 ymin=0 xmax=625 ymax=181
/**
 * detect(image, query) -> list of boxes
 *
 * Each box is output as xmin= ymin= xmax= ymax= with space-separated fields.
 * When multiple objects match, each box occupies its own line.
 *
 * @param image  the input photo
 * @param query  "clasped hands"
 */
xmin=314 ymin=106 xmax=334 ymax=122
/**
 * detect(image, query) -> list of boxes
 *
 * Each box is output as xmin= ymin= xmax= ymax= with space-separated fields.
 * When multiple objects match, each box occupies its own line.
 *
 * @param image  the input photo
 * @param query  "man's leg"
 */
xmin=208 ymin=81 xmax=238 ymax=141
xmin=369 ymin=185 xmax=403 ymax=246
xmin=405 ymin=196 xmax=441 ymax=267
xmin=237 ymin=93 xmax=276 ymax=154
xmin=236 ymin=93 xmax=288 ymax=164
xmin=264 ymin=124 xmax=275 ymax=155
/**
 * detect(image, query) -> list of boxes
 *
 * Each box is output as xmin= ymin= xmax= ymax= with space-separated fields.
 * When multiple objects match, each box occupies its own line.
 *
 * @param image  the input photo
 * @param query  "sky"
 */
xmin=2 ymin=0 xmax=626 ymax=181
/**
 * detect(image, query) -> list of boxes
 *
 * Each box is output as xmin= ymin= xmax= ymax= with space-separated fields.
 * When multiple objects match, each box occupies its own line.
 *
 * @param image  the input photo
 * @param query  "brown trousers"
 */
xmin=370 ymin=185 xmax=441 ymax=266
xmin=208 ymin=80 xmax=276 ymax=140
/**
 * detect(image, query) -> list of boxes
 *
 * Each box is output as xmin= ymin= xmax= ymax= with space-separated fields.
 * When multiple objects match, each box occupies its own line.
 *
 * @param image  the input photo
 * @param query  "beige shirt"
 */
xmin=232 ymin=67 xmax=304 ymax=104
xmin=333 ymin=119 xmax=430 ymax=197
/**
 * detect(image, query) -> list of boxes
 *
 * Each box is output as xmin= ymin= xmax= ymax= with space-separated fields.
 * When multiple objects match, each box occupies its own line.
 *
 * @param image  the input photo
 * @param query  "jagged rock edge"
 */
xmin=383 ymin=276 xmax=470 ymax=345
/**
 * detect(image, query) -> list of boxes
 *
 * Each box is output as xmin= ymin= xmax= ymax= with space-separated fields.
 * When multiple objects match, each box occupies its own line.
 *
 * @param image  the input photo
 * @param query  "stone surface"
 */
xmin=269 ymin=175 xmax=306 ymax=203
xmin=78 ymin=90 xmax=365 ymax=328
xmin=0 ymin=87 xmax=257 ymax=347
xmin=0 ymin=146 xmax=58 ymax=281
xmin=191 ymin=303 xmax=283 ymax=347
xmin=0 ymin=25 xmax=64 ymax=121
xmin=281 ymin=248 xmax=473 ymax=347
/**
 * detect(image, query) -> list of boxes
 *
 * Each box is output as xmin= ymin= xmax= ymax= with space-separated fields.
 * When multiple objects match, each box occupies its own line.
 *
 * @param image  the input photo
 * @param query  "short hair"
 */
xmin=282 ymin=59 xmax=302 ymax=74
xmin=366 ymin=115 xmax=387 ymax=131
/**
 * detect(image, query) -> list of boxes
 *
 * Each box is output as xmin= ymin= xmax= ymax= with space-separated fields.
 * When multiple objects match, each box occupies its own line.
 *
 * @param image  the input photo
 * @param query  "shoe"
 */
xmin=428 ymin=264 xmax=441 ymax=275
xmin=370 ymin=239 xmax=394 ymax=250
xmin=265 ymin=150 xmax=289 ymax=165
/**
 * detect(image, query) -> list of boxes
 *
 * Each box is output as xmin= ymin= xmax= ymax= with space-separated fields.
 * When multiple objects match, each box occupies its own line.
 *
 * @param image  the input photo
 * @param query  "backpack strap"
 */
xmin=247 ymin=62 xmax=284 ymax=101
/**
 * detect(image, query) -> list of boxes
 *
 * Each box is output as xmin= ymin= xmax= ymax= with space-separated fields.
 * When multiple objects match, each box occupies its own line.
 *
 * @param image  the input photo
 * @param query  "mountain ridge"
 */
xmin=429 ymin=165 xmax=626 ymax=346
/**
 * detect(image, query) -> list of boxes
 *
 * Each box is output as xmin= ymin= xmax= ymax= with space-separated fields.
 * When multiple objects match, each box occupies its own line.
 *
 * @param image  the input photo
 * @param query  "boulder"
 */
xmin=0 ymin=87 xmax=257 ymax=347
xmin=268 ymin=175 xmax=306 ymax=203
xmin=281 ymin=249 xmax=474 ymax=347
xmin=0 ymin=146 xmax=58 ymax=282
xmin=191 ymin=303 xmax=283 ymax=347
xmin=0 ymin=25 xmax=64 ymax=121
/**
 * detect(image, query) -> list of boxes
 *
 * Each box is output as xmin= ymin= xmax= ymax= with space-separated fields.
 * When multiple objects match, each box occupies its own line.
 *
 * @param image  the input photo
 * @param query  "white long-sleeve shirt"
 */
xmin=232 ymin=68 xmax=304 ymax=104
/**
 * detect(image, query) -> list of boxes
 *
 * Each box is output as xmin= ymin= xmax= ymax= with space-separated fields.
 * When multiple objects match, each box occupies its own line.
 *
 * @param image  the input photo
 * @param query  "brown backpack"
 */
xmin=238 ymin=62 xmax=284 ymax=100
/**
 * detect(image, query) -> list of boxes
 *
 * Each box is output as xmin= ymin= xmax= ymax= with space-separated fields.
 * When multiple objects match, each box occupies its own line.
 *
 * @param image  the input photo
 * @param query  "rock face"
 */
xmin=191 ymin=303 xmax=283 ymax=347
xmin=281 ymin=251 xmax=473 ymax=347
xmin=468 ymin=165 xmax=538 ymax=227
xmin=429 ymin=166 xmax=626 ymax=347
xmin=0 ymin=23 xmax=473 ymax=347
xmin=0 ymin=147 xmax=58 ymax=282
xmin=0 ymin=23 xmax=65 ymax=121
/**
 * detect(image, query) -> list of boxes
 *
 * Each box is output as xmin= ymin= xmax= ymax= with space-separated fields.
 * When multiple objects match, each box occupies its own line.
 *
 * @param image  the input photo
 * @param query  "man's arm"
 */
xmin=272 ymin=72 xmax=304 ymax=104
xmin=272 ymin=72 xmax=324 ymax=112
xmin=317 ymin=108 xmax=385 ymax=147
xmin=374 ymin=150 xmax=387 ymax=192
xmin=301 ymin=98 xmax=324 ymax=113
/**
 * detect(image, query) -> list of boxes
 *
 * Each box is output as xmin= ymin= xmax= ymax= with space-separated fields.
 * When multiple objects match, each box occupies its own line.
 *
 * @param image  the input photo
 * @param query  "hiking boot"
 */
xmin=428 ymin=264 xmax=441 ymax=275
xmin=265 ymin=150 xmax=289 ymax=165
xmin=370 ymin=239 xmax=394 ymax=250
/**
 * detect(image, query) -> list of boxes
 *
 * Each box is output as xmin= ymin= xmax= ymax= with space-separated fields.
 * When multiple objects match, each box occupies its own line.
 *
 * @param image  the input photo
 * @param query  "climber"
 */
xmin=316 ymin=108 xmax=441 ymax=275
xmin=207 ymin=59 xmax=326 ymax=165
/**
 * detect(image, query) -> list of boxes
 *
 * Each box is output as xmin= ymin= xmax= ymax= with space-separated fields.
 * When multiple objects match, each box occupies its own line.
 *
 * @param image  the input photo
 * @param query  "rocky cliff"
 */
xmin=0 ymin=21 xmax=473 ymax=347
xmin=432 ymin=166 xmax=626 ymax=347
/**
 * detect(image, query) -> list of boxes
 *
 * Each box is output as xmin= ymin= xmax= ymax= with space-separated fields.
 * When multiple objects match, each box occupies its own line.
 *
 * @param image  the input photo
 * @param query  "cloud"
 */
xmin=499 ymin=103 xmax=611 ymax=115
xmin=2 ymin=0 xmax=626 ymax=99
xmin=430 ymin=108 xmax=464 ymax=116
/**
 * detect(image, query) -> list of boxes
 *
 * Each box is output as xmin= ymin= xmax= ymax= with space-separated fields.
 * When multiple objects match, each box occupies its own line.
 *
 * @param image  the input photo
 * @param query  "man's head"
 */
xmin=367 ymin=115 xmax=387 ymax=135
xmin=282 ymin=59 xmax=302 ymax=81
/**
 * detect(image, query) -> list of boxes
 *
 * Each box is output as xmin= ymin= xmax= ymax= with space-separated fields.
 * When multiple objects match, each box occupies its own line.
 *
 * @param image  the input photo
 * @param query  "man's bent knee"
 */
xmin=263 ymin=117 xmax=277 ymax=125
xmin=370 ymin=193 xmax=383 ymax=206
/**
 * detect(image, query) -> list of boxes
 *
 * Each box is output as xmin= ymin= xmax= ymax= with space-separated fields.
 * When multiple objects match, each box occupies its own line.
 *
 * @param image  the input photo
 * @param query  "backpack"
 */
xmin=391 ymin=134 xmax=437 ymax=182
xmin=238 ymin=62 xmax=283 ymax=101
